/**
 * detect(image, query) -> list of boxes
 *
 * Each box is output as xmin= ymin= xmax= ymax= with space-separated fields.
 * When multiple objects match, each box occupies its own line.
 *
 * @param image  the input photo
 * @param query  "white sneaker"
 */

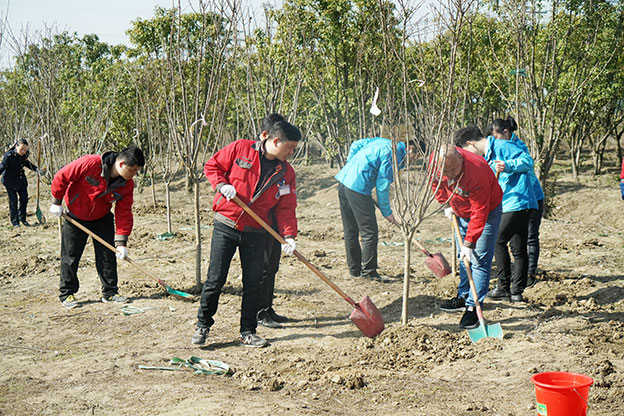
xmin=101 ymin=294 xmax=128 ymax=304
xmin=61 ymin=294 xmax=79 ymax=309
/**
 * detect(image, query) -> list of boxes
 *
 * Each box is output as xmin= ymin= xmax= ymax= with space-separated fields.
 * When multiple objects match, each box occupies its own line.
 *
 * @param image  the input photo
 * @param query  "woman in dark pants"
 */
xmin=0 ymin=139 xmax=40 ymax=228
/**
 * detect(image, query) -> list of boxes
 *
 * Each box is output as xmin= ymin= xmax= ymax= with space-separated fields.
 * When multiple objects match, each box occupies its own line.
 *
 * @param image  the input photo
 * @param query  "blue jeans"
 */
xmin=197 ymin=221 xmax=266 ymax=335
xmin=455 ymin=204 xmax=502 ymax=307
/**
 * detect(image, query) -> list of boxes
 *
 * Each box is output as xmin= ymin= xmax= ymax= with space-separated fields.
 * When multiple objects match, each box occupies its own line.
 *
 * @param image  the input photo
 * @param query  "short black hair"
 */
xmin=117 ymin=146 xmax=145 ymax=167
xmin=491 ymin=116 xmax=518 ymax=135
xmin=261 ymin=113 xmax=286 ymax=134
xmin=269 ymin=121 xmax=302 ymax=142
xmin=454 ymin=125 xmax=484 ymax=147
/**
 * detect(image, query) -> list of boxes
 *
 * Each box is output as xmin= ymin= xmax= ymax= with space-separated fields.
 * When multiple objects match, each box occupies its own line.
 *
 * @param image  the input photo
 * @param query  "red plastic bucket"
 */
xmin=530 ymin=371 xmax=594 ymax=416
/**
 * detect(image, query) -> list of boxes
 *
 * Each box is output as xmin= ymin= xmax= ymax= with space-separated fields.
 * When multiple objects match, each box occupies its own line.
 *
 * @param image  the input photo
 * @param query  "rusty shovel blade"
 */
xmin=424 ymin=252 xmax=452 ymax=278
xmin=349 ymin=295 xmax=385 ymax=338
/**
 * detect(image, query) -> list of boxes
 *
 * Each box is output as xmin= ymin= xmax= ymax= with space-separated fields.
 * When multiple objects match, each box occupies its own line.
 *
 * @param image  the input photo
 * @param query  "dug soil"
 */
xmin=1 ymin=161 xmax=623 ymax=415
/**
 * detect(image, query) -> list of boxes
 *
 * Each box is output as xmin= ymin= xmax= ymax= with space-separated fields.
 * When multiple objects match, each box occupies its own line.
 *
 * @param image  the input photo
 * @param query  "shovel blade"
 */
xmin=36 ymin=205 xmax=45 ymax=224
xmin=165 ymin=285 xmax=196 ymax=301
xmin=424 ymin=252 xmax=452 ymax=278
xmin=467 ymin=321 xmax=503 ymax=343
xmin=349 ymin=295 xmax=385 ymax=338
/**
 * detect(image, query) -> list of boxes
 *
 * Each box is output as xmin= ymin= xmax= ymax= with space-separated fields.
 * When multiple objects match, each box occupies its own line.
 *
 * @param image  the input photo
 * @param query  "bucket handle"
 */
xmin=573 ymin=388 xmax=590 ymax=413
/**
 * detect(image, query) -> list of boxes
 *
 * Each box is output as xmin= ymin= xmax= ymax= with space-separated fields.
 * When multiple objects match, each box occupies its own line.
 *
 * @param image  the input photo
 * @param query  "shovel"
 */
xmin=451 ymin=214 xmax=503 ymax=343
xmin=232 ymin=196 xmax=384 ymax=338
xmin=373 ymin=199 xmax=450 ymax=278
xmin=35 ymin=143 xmax=45 ymax=224
xmin=61 ymin=213 xmax=195 ymax=301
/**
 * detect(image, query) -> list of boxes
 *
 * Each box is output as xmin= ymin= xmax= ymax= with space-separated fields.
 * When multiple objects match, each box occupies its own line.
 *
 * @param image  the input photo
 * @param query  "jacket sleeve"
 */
xmin=375 ymin=151 xmax=394 ymax=217
xmin=113 ymin=180 xmax=135 ymax=245
xmin=275 ymin=167 xmax=298 ymax=238
xmin=0 ymin=153 xmax=7 ymax=176
xmin=50 ymin=157 xmax=90 ymax=205
xmin=346 ymin=138 xmax=374 ymax=163
xmin=620 ymin=157 xmax=624 ymax=180
xmin=503 ymin=151 xmax=534 ymax=173
xmin=204 ymin=142 xmax=237 ymax=191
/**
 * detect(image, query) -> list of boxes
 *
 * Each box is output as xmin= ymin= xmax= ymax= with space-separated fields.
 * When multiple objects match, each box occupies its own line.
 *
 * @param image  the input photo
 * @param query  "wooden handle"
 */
xmin=61 ymin=213 xmax=169 ymax=288
xmin=451 ymin=215 xmax=486 ymax=325
xmin=232 ymin=196 xmax=355 ymax=305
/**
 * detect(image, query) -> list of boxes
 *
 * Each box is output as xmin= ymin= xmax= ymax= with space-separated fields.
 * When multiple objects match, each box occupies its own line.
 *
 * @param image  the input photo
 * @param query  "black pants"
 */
xmin=197 ymin=221 xmax=266 ymax=335
xmin=59 ymin=212 xmax=119 ymax=301
xmin=259 ymin=231 xmax=281 ymax=313
xmin=338 ymin=183 xmax=378 ymax=277
xmin=528 ymin=199 xmax=543 ymax=276
xmin=494 ymin=209 xmax=531 ymax=295
xmin=5 ymin=185 xmax=28 ymax=226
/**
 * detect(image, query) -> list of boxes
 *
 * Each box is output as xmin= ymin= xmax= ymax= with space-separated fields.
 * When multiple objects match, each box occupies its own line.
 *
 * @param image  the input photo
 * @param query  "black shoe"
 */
xmin=21 ymin=220 xmax=31 ymax=227
xmin=266 ymin=307 xmax=289 ymax=323
xmin=362 ymin=270 xmax=381 ymax=280
xmin=459 ymin=306 xmax=479 ymax=329
xmin=439 ymin=297 xmax=466 ymax=312
xmin=526 ymin=274 xmax=537 ymax=288
xmin=191 ymin=327 xmax=209 ymax=345
xmin=258 ymin=313 xmax=282 ymax=328
xmin=511 ymin=294 xmax=525 ymax=303
xmin=349 ymin=270 xmax=361 ymax=278
xmin=487 ymin=286 xmax=511 ymax=301
xmin=12 ymin=224 xmax=20 ymax=229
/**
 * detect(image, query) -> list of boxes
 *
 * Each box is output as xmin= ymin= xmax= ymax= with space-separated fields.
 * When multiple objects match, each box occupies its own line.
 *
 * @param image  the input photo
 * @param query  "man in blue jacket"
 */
xmin=335 ymin=137 xmax=415 ymax=280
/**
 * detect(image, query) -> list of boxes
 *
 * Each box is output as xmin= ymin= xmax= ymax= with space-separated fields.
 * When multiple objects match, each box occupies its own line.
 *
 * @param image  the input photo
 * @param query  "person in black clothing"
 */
xmin=257 ymin=114 xmax=291 ymax=328
xmin=0 ymin=139 xmax=41 ymax=228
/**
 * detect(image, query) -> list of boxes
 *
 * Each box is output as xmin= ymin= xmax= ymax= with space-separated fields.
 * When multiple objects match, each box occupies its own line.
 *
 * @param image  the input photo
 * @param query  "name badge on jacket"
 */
xmin=278 ymin=183 xmax=291 ymax=196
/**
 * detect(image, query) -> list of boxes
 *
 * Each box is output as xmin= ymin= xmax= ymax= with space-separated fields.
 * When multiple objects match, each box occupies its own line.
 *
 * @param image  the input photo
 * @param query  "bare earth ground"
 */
xmin=1 ymin=161 xmax=623 ymax=415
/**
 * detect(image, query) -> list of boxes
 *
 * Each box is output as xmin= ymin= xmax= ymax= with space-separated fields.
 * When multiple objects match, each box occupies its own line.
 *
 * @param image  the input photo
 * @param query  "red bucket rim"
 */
xmin=530 ymin=371 xmax=594 ymax=390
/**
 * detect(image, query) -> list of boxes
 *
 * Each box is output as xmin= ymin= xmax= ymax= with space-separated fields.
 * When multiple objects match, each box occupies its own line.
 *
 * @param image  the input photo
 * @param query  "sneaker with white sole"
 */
xmin=191 ymin=327 xmax=209 ymax=345
xmin=61 ymin=294 xmax=79 ymax=309
xmin=439 ymin=296 xmax=466 ymax=312
xmin=101 ymin=294 xmax=128 ymax=304
xmin=240 ymin=333 xmax=268 ymax=348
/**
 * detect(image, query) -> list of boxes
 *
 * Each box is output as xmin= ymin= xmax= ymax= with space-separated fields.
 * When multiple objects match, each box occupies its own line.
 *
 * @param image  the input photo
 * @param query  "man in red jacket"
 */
xmin=49 ymin=147 xmax=145 ymax=309
xmin=431 ymin=132 xmax=502 ymax=330
xmin=192 ymin=121 xmax=301 ymax=348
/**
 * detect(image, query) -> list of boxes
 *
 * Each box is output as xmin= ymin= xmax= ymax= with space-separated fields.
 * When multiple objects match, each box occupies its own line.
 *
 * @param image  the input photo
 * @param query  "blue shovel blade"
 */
xmin=468 ymin=322 xmax=503 ymax=343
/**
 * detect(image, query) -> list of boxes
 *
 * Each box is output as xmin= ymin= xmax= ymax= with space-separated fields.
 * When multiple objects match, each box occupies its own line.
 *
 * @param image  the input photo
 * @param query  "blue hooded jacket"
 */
xmin=485 ymin=136 xmax=538 ymax=213
xmin=509 ymin=133 xmax=544 ymax=201
xmin=335 ymin=137 xmax=406 ymax=217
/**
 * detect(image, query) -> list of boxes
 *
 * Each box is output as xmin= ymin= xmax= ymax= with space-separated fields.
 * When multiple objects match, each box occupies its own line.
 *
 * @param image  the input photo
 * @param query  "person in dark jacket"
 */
xmin=49 ymin=146 xmax=145 ymax=309
xmin=0 ymin=139 xmax=41 ymax=228
xmin=192 ymin=121 xmax=301 ymax=348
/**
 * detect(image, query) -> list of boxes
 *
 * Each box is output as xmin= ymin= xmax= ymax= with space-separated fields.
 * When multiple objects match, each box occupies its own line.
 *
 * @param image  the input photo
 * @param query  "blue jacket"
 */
xmin=485 ymin=136 xmax=537 ymax=212
xmin=335 ymin=137 xmax=406 ymax=217
xmin=509 ymin=133 xmax=544 ymax=201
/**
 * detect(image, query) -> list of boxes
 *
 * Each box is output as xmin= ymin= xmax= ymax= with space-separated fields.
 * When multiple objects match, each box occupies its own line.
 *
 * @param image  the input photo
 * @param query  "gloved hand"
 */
xmin=620 ymin=182 xmax=624 ymax=201
xmin=444 ymin=207 xmax=454 ymax=220
xmin=281 ymin=238 xmax=296 ymax=256
xmin=116 ymin=246 xmax=128 ymax=260
xmin=50 ymin=204 xmax=64 ymax=218
xmin=220 ymin=184 xmax=236 ymax=201
xmin=460 ymin=245 xmax=476 ymax=264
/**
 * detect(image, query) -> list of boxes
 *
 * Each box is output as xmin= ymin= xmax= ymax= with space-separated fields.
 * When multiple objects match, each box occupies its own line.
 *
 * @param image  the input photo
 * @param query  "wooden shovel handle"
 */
xmin=232 ymin=196 xmax=356 ymax=306
xmin=451 ymin=215 xmax=487 ymax=326
xmin=61 ymin=213 xmax=169 ymax=288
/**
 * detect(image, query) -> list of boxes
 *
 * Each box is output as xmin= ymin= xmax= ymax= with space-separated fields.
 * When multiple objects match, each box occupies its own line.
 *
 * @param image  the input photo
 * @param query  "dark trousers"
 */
xmin=197 ymin=221 xmax=266 ymax=335
xmin=338 ymin=183 xmax=378 ymax=277
xmin=528 ymin=199 xmax=543 ymax=276
xmin=259 ymin=232 xmax=281 ymax=312
xmin=494 ymin=209 xmax=531 ymax=295
xmin=6 ymin=185 xmax=28 ymax=225
xmin=59 ymin=212 xmax=118 ymax=301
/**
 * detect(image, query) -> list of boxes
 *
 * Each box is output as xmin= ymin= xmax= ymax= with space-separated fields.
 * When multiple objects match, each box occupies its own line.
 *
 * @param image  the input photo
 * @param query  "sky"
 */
xmin=0 ymin=0 xmax=275 ymax=68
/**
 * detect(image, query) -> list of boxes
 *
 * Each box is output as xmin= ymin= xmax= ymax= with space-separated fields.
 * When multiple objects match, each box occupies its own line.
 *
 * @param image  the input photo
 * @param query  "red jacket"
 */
xmin=204 ymin=139 xmax=297 ymax=238
xmin=51 ymin=152 xmax=135 ymax=244
xmin=432 ymin=147 xmax=502 ymax=246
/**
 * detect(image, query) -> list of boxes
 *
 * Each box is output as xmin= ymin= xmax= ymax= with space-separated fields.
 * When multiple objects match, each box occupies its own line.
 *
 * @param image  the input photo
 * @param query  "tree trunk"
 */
xmin=401 ymin=233 xmax=411 ymax=325
xmin=150 ymin=171 xmax=157 ymax=209
xmin=165 ymin=181 xmax=173 ymax=235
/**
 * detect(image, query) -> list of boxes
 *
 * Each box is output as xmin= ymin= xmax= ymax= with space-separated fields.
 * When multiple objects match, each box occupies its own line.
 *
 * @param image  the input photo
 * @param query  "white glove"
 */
xmin=116 ymin=246 xmax=128 ymax=260
xmin=444 ymin=207 xmax=454 ymax=220
xmin=460 ymin=246 xmax=476 ymax=263
xmin=281 ymin=238 xmax=296 ymax=256
xmin=220 ymin=184 xmax=236 ymax=201
xmin=50 ymin=204 xmax=64 ymax=218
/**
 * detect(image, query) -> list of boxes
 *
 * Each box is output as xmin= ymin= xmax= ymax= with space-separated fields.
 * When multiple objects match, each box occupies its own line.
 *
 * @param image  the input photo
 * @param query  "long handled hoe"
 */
xmin=61 ymin=213 xmax=195 ymax=301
